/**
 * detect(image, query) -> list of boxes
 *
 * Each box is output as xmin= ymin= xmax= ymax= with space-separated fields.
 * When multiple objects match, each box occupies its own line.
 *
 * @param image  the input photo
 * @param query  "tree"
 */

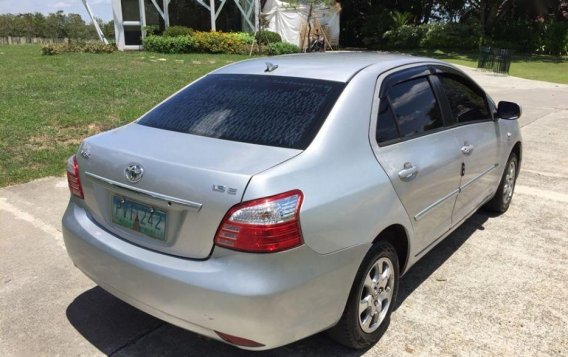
xmin=65 ymin=13 xmax=88 ymax=39
xmin=0 ymin=11 xmax=114 ymax=40
xmin=32 ymin=13 xmax=47 ymax=37
xmin=468 ymin=0 xmax=512 ymax=36
xmin=45 ymin=11 xmax=67 ymax=38
xmin=469 ymin=0 xmax=567 ymax=36
xmin=433 ymin=0 xmax=471 ymax=22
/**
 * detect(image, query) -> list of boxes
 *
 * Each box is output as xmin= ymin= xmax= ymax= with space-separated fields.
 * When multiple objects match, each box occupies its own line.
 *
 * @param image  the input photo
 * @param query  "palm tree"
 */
xmin=390 ymin=10 xmax=413 ymax=29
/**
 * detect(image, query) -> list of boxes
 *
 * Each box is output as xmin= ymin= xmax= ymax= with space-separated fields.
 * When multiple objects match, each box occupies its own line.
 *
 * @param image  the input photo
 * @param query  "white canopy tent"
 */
xmin=262 ymin=0 xmax=340 ymax=48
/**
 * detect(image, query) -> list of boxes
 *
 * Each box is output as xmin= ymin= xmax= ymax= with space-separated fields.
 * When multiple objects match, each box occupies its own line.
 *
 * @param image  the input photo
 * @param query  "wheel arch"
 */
xmin=372 ymin=224 xmax=410 ymax=274
xmin=511 ymin=141 xmax=522 ymax=176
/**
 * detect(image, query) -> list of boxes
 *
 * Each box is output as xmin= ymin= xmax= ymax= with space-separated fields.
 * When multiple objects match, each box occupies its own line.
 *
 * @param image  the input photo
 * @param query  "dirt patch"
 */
xmin=27 ymin=122 xmax=112 ymax=151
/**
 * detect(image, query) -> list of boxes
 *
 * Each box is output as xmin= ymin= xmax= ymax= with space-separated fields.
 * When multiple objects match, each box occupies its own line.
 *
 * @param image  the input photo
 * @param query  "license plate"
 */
xmin=111 ymin=195 xmax=167 ymax=241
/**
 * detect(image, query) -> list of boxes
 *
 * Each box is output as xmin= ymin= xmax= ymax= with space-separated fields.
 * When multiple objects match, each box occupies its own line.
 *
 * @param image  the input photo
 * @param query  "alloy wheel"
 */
xmin=503 ymin=160 xmax=517 ymax=205
xmin=358 ymin=257 xmax=395 ymax=333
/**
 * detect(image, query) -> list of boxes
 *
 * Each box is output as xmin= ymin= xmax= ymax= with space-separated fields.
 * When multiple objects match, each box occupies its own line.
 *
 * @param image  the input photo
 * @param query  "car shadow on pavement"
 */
xmin=395 ymin=211 xmax=493 ymax=310
xmin=67 ymin=289 xmax=367 ymax=356
xmin=66 ymin=211 xmax=493 ymax=356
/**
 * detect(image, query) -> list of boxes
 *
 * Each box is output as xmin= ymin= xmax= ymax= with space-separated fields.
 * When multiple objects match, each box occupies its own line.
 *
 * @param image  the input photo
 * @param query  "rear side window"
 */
xmin=388 ymin=78 xmax=443 ymax=139
xmin=438 ymin=75 xmax=491 ymax=123
xmin=138 ymin=74 xmax=345 ymax=150
xmin=376 ymin=100 xmax=399 ymax=143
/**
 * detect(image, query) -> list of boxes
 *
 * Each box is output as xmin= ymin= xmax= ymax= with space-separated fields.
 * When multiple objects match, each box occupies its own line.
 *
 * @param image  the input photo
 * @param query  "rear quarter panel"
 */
xmin=243 ymin=66 xmax=414 ymax=260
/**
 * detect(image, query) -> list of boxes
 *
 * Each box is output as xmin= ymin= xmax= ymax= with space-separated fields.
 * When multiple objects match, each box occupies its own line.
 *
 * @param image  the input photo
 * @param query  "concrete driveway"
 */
xmin=1 ymin=68 xmax=567 ymax=356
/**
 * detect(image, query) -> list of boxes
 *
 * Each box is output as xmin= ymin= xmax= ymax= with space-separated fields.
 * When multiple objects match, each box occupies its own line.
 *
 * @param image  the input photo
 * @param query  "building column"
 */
xmin=210 ymin=0 xmax=216 ymax=31
xmin=112 ymin=0 xmax=125 ymax=50
xmin=139 ymin=0 xmax=147 ymax=39
xmin=163 ymin=0 xmax=170 ymax=27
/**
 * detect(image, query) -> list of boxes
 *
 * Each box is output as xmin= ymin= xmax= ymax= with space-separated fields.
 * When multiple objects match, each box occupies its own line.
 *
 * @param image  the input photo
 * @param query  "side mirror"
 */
xmin=497 ymin=101 xmax=522 ymax=120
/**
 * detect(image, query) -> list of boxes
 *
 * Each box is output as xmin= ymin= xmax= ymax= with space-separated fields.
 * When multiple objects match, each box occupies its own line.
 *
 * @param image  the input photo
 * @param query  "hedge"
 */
xmin=383 ymin=23 xmax=480 ymax=50
xmin=383 ymin=25 xmax=428 ymax=49
xmin=144 ymin=31 xmax=299 ymax=55
xmin=266 ymin=42 xmax=300 ymax=55
xmin=42 ymin=42 xmax=117 ymax=55
xmin=255 ymin=30 xmax=282 ymax=45
xmin=193 ymin=31 xmax=254 ymax=54
xmin=144 ymin=32 xmax=254 ymax=54
xmin=421 ymin=22 xmax=481 ymax=50
xmin=380 ymin=20 xmax=567 ymax=55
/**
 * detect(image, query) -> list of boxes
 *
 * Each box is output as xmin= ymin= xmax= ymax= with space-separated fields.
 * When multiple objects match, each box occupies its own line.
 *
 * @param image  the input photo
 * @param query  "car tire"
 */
xmin=484 ymin=153 xmax=518 ymax=214
xmin=328 ymin=241 xmax=399 ymax=350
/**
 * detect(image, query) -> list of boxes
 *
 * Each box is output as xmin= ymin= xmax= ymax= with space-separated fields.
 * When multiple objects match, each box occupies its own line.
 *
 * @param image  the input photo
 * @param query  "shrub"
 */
xmin=360 ymin=9 xmax=396 ymax=48
xmin=487 ymin=20 xmax=540 ymax=53
xmin=143 ymin=35 xmax=196 ymax=53
xmin=144 ymin=32 xmax=253 ymax=54
xmin=144 ymin=25 xmax=160 ymax=36
xmin=481 ymin=38 xmax=522 ymax=52
xmin=192 ymin=31 xmax=252 ymax=54
xmin=541 ymin=20 xmax=568 ymax=56
xmin=81 ymin=42 xmax=118 ymax=53
xmin=234 ymin=32 xmax=255 ymax=45
xmin=421 ymin=22 xmax=480 ymax=50
xmin=256 ymin=30 xmax=282 ymax=45
xmin=488 ymin=19 xmax=567 ymax=55
xmin=42 ymin=44 xmax=62 ymax=55
xmin=41 ymin=42 xmax=116 ymax=55
xmin=383 ymin=25 xmax=428 ymax=49
xmin=265 ymin=42 xmax=300 ymax=55
xmin=163 ymin=25 xmax=194 ymax=37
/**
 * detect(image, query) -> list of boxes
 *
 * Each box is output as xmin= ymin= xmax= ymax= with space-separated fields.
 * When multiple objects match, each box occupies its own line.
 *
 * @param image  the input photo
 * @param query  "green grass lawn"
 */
xmin=0 ymin=45 xmax=249 ymax=187
xmin=407 ymin=49 xmax=568 ymax=84
xmin=1 ymin=45 xmax=567 ymax=187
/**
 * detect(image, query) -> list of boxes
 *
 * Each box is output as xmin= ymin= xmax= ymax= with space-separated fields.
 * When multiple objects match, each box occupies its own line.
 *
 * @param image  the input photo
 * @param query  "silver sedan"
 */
xmin=62 ymin=52 xmax=522 ymax=350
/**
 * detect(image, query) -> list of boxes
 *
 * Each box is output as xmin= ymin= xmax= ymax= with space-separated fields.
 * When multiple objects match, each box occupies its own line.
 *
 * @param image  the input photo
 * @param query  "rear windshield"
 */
xmin=137 ymin=74 xmax=345 ymax=150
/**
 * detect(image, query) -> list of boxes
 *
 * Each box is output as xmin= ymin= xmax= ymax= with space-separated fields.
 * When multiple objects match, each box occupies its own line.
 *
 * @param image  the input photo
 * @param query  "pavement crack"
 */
xmin=108 ymin=323 xmax=165 ymax=356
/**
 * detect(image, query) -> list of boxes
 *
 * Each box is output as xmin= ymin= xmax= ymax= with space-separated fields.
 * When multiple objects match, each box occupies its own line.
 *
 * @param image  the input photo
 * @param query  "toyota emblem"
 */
xmin=125 ymin=163 xmax=144 ymax=183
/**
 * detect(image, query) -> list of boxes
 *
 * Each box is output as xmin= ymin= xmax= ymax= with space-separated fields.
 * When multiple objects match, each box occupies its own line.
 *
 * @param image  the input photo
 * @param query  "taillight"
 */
xmin=214 ymin=190 xmax=303 ymax=253
xmin=66 ymin=154 xmax=84 ymax=199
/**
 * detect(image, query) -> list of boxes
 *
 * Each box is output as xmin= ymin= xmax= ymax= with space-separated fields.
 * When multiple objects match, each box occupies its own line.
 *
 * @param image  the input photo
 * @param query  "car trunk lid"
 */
xmin=77 ymin=124 xmax=301 ymax=259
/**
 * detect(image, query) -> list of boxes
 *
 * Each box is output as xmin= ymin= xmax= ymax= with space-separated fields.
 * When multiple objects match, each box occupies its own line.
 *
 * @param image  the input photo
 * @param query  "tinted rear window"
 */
xmin=138 ymin=74 xmax=345 ymax=150
xmin=376 ymin=100 xmax=399 ymax=143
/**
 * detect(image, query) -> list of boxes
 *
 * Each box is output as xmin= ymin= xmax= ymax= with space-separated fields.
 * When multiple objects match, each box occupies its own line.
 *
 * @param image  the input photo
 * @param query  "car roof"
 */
xmin=212 ymin=52 xmax=444 ymax=83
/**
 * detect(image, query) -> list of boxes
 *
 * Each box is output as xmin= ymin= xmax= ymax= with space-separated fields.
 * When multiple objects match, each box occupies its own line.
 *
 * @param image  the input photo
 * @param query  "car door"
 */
xmin=432 ymin=70 xmax=501 ymax=224
xmin=371 ymin=68 xmax=463 ymax=254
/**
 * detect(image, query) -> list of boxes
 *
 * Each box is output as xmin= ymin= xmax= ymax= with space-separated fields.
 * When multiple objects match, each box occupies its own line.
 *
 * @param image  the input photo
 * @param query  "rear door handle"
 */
xmin=398 ymin=162 xmax=418 ymax=181
xmin=461 ymin=144 xmax=475 ymax=155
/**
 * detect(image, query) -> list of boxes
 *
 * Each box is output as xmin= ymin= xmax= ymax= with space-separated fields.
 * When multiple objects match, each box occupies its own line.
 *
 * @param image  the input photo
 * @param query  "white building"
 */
xmin=106 ymin=0 xmax=339 ymax=51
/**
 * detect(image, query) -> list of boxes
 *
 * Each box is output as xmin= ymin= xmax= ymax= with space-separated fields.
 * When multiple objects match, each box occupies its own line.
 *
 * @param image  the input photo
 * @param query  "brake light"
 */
xmin=66 ymin=154 xmax=84 ymax=199
xmin=214 ymin=190 xmax=303 ymax=253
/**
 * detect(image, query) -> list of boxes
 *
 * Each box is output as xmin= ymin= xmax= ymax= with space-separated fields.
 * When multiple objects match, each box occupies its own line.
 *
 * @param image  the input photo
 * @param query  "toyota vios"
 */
xmin=62 ymin=52 xmax=522 ymax=350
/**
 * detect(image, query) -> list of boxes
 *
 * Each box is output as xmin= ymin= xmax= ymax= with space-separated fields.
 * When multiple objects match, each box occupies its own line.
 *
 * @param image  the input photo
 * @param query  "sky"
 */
xmin=0 ymin=0 xmax=113 ymax=21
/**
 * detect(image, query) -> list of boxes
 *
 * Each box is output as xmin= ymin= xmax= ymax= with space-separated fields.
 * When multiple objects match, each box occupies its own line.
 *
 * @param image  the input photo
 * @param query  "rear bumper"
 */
xmin=62 ymin=201 xmax=368 ymax=350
